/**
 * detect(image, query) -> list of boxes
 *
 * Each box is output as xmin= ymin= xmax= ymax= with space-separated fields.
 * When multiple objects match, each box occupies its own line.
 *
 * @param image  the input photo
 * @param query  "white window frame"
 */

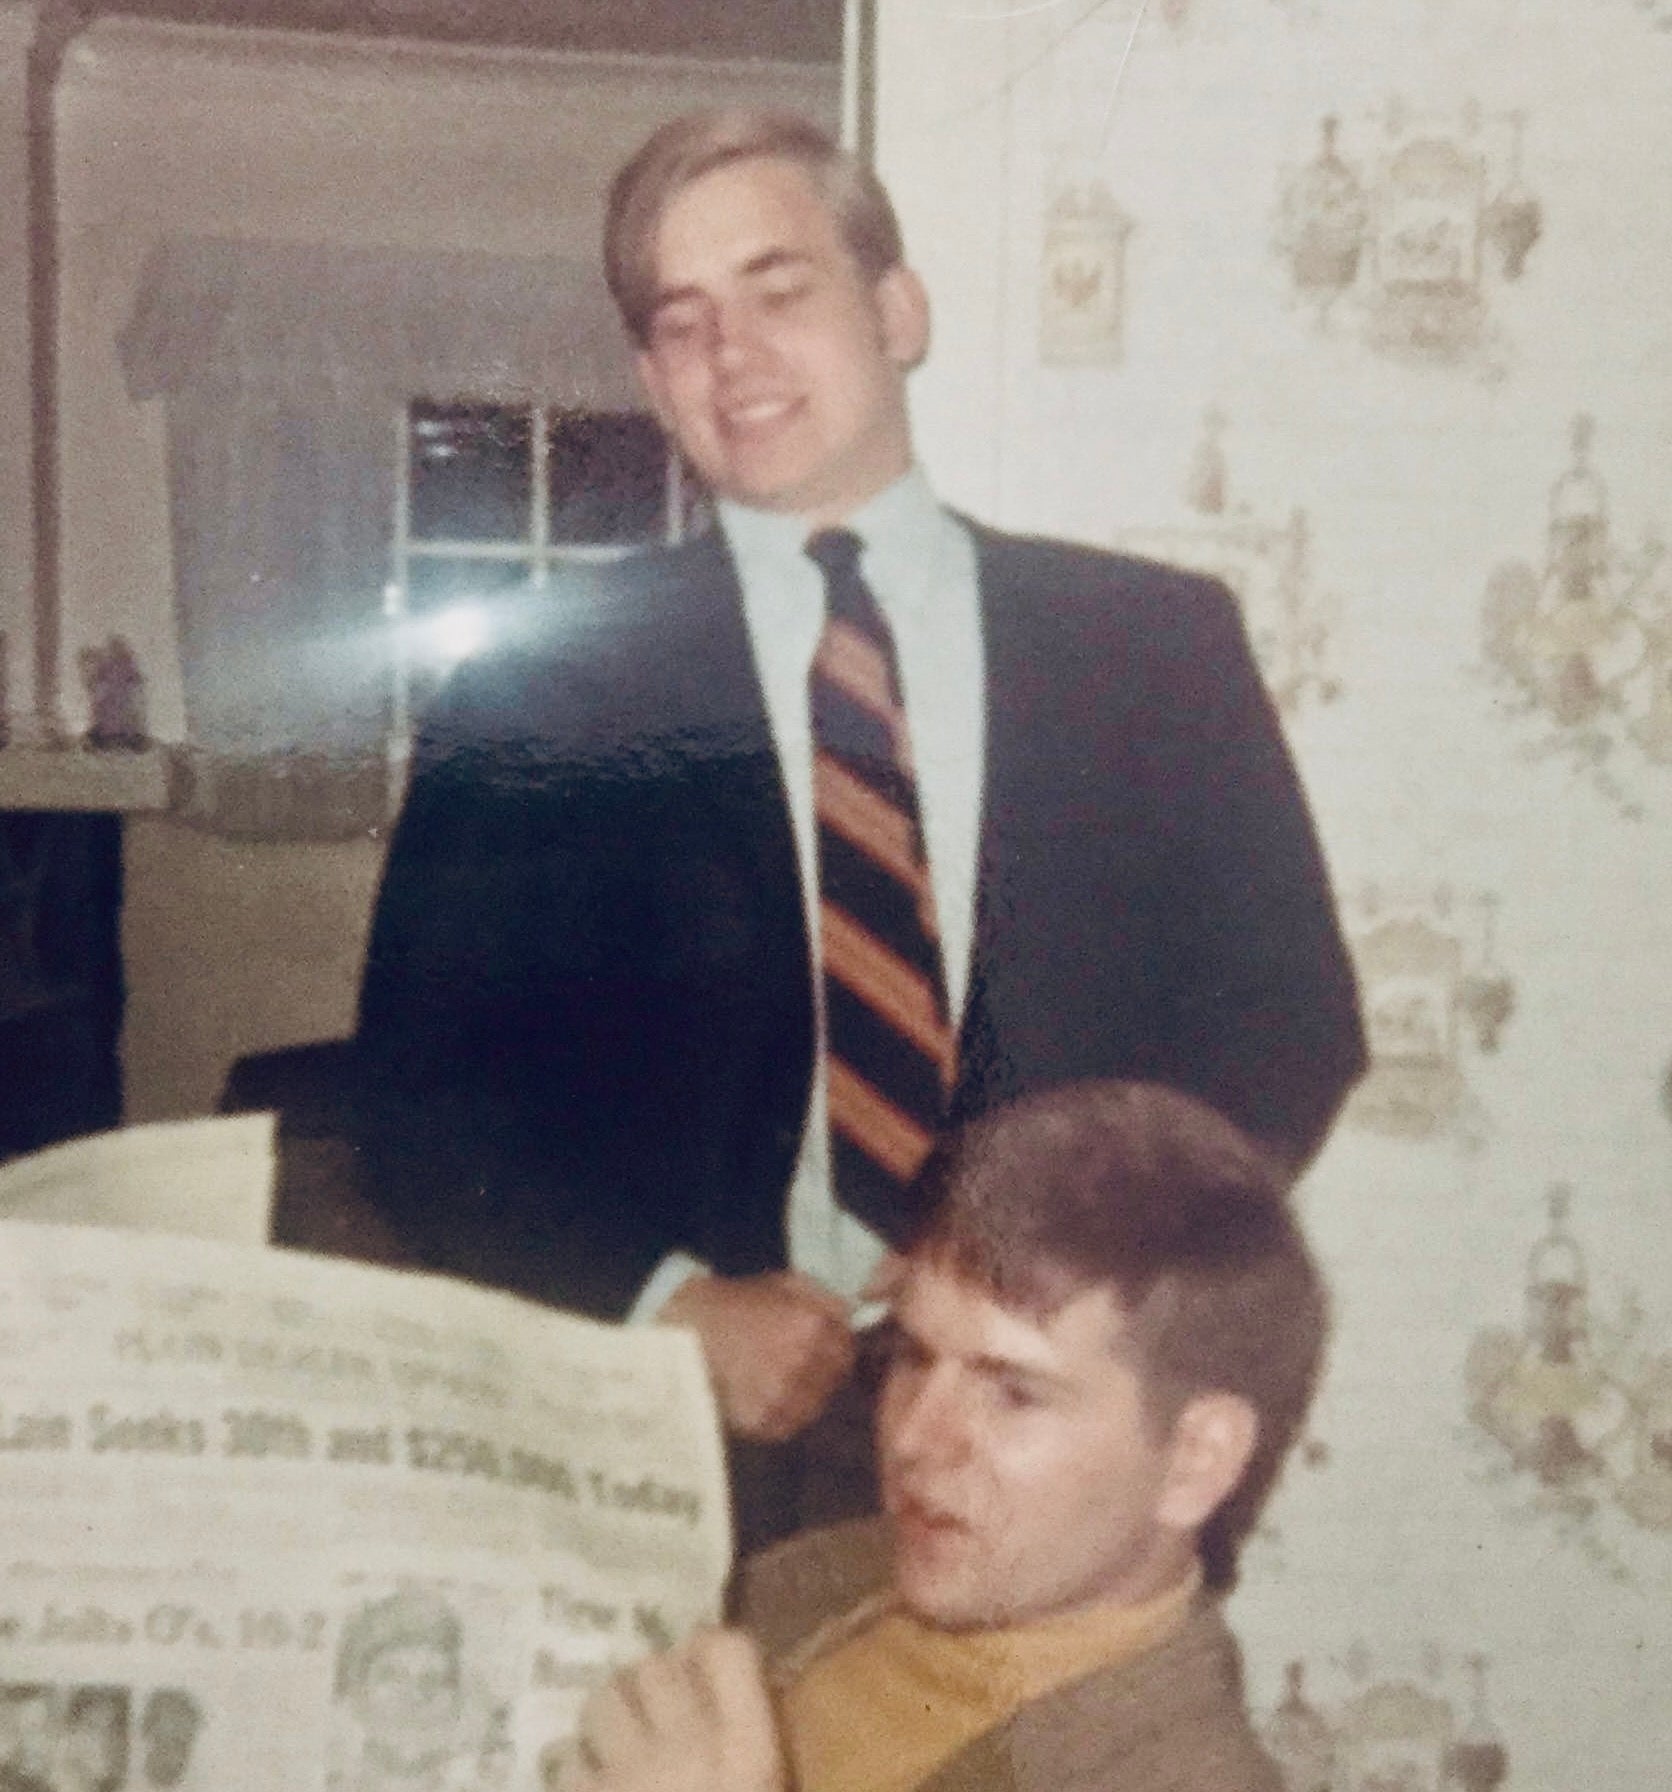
xmin=383 ymin=399 xmax=690 ymax=802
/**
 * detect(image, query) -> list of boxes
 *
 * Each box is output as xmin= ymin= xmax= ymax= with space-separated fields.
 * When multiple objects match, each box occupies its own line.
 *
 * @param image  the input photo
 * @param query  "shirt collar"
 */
xmin=878 ymin=1558 xmax=1205 ymax=1708
xmin=717 ymin=466 xmax=946 ymax=627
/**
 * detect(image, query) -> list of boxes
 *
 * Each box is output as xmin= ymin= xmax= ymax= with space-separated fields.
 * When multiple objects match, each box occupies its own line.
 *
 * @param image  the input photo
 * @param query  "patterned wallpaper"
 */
xmin=875 ymin=1 xmax=1672 ymax=1786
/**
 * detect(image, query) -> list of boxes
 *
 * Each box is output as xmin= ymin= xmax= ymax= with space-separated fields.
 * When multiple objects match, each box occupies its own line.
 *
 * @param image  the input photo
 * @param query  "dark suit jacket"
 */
xmin=738 ymin=1519 xmax=1284 ymax=1792
xmin=353 ymin=522 xmax=1363 ymax=1316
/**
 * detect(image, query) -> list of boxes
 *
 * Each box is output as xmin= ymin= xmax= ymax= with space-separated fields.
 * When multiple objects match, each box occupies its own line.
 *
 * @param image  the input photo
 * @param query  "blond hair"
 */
xmin=604 ymin=108 xmax=906 ymax=344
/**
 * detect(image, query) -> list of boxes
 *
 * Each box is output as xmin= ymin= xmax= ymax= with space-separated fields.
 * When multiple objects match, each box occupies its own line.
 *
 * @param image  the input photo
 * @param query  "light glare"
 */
xmin=419 ymin=602 xmax=491 ymax=664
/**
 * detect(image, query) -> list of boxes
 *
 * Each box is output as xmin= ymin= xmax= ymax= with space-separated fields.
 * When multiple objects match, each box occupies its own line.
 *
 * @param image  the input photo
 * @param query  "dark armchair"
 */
xmin=218 ymin=1039 xmax=417 ymax=1270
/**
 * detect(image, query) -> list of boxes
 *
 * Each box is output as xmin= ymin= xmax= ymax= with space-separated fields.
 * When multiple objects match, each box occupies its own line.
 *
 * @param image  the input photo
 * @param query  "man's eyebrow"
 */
xmin=649 ymin=248 xmax=815 ymax=314
xmin=739 ymin=247 xmax=814 ymax=279
xmin=890 ymin=1310 xmax=1075 ymax=1394
xmin=965 ymin=1351 xmax=1072 ymax=1395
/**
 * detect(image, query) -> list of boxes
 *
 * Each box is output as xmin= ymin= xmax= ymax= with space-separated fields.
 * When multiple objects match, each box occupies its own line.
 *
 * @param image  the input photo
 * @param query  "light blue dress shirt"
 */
xmin=632 ymin=467 xmax=984 ymax=1315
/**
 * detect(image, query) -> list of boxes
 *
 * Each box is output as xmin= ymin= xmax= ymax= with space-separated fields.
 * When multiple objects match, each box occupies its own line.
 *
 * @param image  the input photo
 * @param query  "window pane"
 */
xmin=546 ymin=411 xmax=670 ymax=545
xmin=409 ymin=401 xmax=532 ymax=542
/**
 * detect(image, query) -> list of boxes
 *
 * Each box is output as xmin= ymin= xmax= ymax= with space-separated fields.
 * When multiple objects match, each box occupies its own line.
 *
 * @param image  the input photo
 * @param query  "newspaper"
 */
xmin=0 ymin=1220 xmax=731 ymax=1792
xmin=0 ymin=1115 xmax=275 ymax=1245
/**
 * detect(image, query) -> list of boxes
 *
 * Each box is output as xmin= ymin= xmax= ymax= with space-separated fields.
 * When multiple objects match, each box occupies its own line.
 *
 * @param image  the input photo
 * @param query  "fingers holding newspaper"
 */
xmin=659 ymin=1271 xmax=856 ymax=1442
xmin=568 ymin=1627 xmax=788 ymax=1792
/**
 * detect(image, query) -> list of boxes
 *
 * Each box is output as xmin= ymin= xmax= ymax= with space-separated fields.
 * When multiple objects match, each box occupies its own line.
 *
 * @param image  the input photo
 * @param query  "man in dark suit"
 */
xmin=353 ymin=110 xmax=1363 ymax=1538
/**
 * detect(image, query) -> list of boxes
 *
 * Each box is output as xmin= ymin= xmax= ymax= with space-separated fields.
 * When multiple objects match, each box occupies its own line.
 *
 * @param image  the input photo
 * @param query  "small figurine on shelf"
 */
xmin=80 ymin=635 xmax=150 ymax=752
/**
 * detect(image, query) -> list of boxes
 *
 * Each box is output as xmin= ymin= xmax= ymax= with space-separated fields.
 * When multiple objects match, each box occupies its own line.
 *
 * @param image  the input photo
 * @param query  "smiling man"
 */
xmin=354 ymin=110 xmax=1362 ymax=1550
xmin=621 ymin=151 xmax=926 ymax=525
xmin=570 ymin=1080 xmax=1324 ymax=1792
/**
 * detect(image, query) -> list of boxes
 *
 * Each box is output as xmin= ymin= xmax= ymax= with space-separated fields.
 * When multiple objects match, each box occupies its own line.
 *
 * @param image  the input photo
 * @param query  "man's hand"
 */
xmin=569 ymin=1628 xmax=787 ymax=1792
xmin=859 ymin=1248 xmax=908 ymax=1311
xmin=660 ymin=1271 xmax=855 ymax=1442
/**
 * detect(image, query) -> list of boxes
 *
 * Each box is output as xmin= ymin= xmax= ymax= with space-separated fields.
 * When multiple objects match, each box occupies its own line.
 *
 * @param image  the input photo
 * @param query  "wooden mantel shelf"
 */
xmin=0 ymin=746 xmax=170 ymax=812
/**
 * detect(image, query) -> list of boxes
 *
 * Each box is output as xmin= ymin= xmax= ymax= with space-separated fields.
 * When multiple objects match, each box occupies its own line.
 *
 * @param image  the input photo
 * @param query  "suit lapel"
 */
xmin=954 ymin=525 xmax=1032 ymax=1115
xmin=632 ymin=529 xmax=777 ymax=744
xmin=640 ymin=531 xmax=815 ymax=1270
xmin=910 ymin=1603 xmax=1264 ymax=1792
xmin=662 ymin=529 xmax=804 ymax=927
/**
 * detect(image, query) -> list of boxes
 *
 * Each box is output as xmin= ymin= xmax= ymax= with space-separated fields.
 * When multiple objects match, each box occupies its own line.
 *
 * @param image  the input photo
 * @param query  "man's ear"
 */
xmin=635 ymin=347 xmax=675 ymax=436
xmin=875 ymin=265 xmax=931 ymax=371
xmin=1155 ymin=1393 xmax=1258 ymax=1533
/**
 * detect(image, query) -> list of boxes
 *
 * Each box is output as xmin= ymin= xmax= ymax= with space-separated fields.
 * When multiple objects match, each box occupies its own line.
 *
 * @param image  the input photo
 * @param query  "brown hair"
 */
xmin=604 ymin=108 xmax=906 ymax=344
xmin=909 ymin=1080 xmax=1328 ymax=1591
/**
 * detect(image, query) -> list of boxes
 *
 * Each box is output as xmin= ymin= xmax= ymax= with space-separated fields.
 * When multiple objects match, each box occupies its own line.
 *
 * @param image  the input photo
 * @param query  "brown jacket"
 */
xmin=737 ymin=1521 xmax=1283 ymax=1792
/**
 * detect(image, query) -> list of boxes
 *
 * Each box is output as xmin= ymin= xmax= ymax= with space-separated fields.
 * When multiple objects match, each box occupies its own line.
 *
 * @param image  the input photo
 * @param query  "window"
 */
xmin=388 ymin=399 xmax=703 ymax=728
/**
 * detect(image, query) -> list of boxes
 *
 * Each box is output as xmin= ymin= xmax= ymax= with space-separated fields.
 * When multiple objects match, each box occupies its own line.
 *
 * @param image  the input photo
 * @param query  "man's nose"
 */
xmin=886 ymin=1365 xmax=969 ymax=1468
xmin=709 ymin=297 xmax=764 ymax=365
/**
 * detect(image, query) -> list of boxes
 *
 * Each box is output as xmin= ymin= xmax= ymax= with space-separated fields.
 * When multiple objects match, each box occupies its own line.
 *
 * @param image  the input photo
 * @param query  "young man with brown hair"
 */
xmin=570 ymin=1079 xmax=1324 ymax=1792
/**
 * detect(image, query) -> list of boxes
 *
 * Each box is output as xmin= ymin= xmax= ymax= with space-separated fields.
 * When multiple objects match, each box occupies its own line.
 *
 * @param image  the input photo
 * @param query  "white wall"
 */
xmin=877 ymin=2 xmax=1672 ymax=1786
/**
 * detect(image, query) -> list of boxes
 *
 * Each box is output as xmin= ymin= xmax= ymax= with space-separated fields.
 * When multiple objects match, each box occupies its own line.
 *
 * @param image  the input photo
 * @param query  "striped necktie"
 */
xmin=806 ymin=528 xmax=955 ymax=1242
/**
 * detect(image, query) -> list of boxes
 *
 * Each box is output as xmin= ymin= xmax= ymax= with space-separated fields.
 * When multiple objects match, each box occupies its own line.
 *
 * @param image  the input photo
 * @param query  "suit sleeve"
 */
xmin=350 ymin=639 xmax=683 ymax=1318
xmin=1128 ymin=571 xmax=1365 ymax=1169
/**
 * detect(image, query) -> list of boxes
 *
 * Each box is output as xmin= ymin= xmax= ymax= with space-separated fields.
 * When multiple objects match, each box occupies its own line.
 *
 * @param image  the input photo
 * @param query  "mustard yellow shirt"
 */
xmin=780 ymin=1566 xmax=1202 ymax=1792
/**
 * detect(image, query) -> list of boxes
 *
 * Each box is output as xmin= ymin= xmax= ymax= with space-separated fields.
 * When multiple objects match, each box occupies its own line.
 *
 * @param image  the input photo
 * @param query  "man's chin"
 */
xmin=889 ymin=1531 xmax=990 ymax=1631
xmin=893 ymin=1576 xmax=993 ymax=1633
xmin=703 ymin=443 xmax=823 ymax=516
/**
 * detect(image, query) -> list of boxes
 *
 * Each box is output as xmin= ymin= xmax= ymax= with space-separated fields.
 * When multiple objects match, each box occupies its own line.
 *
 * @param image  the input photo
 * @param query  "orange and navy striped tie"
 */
xmin=806 ymin=528 xmax=956 ymax=1241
